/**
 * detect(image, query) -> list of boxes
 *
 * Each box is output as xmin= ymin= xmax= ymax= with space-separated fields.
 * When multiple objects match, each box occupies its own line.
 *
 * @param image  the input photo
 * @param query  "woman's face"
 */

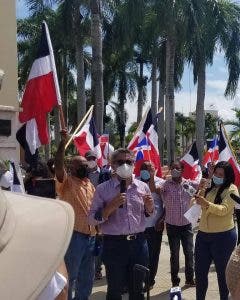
xmin=214 ymin=167 xmax=225 ymax=178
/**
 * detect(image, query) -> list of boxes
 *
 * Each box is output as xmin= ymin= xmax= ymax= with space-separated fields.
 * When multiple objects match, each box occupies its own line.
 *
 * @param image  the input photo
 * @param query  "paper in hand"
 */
xmin=184 ymin=204 xmax=201 ymax=227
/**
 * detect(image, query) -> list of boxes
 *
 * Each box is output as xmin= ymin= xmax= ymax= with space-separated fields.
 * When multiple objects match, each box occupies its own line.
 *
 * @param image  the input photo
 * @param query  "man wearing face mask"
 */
xmin=89 ymin=148 xmax=154 ymax=300
xmin=139 ymin=161 xmax=165 ymax=290
xmin=55 ymin=131 xmax=96 ymax=300
xmin=161 ymin=161 xmax=199 ymax=287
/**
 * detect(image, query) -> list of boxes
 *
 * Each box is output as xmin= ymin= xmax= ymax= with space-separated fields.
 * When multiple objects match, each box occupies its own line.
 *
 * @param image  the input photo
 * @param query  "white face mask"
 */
xmin=171 ymin=169 xmax=182 ymax=178
xmin=87 ymin=160 xmax=97 ymax=169
xmin=116 ymin=163 xmax=134 ymax=179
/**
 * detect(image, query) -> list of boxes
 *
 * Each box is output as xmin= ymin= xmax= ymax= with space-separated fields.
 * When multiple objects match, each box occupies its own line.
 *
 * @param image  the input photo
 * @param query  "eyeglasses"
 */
xmin=116 ymin=160 xmax=134 ymax=166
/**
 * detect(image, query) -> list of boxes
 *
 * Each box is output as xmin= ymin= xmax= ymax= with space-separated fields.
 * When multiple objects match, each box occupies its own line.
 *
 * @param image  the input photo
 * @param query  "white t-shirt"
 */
xmin=0 ymin=171 xmax=13 ymax=189
xmin=37 ymin=272 xmax=67 ymax=300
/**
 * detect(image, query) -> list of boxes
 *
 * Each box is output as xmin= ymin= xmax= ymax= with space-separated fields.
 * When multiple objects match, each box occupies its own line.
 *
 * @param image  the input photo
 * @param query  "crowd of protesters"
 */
xmin=2 ymin=131 xmax=240 ymax=300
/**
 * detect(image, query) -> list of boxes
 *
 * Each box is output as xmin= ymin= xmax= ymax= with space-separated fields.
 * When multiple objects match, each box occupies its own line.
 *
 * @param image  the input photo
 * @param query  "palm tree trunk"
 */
xmin=165 ymin=36 xmax=176 ymax=164
xmin=158 ymin=78 xmax=165 ymax=162
xmin=196 ymin=62 xmax=206 ymax=163
xmin=151 ymin=57 xmax=157 ymax=117
xmin=91 ymin=0 xmax=104 ymax=134
xmin=137 ymin=61 xmax=144 ymax=124
xmin=73 ymin=0 xmax=86 ymax=124
xmin=62 ymin=51 xmax=68 ymax=128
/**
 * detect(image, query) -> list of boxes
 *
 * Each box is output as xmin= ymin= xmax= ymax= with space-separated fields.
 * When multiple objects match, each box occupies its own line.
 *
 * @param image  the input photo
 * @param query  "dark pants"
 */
xmin=195 ymin=228 xmax=237 ymax=300
xmin=166 ymin=223 xmax=194 ymax=286
xmin=102 ymin=234 xmax=149 ymax=300
xmin=145 ymin=227 xmax=163 ymax=286
xmin=95 ymin=235 xmax=103 ymax=275
xmin=65 ymin=231 xmax=95 ymax=300
xmin=235 ymin=209 xmax=240 ymax=245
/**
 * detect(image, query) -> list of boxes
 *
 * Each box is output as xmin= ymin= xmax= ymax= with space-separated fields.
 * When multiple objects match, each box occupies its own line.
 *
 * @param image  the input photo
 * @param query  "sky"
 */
xmin=16 ymin=0 xmax=240 ymax=129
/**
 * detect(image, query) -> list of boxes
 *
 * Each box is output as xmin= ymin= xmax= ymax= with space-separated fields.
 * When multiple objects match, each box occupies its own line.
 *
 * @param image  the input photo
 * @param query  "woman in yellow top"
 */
xmin=195 ymin=161 xmax=238 ymax=300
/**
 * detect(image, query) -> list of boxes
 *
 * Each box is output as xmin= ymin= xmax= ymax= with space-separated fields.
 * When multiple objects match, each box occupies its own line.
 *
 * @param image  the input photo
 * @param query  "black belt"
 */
xmin=103 ymin=232 xmax=145 ymax=241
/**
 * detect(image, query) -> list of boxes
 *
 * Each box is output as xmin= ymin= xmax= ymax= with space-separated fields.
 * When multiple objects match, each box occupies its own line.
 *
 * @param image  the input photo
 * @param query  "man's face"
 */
xmin=171 ymin=162 xmax=183 ymax=180
xmin=70 ymin=156 xmax=88 ymax=178
xmin=111 ymin=153 xmax=134 ymax=172
xmin=86 ymin=156 xmax=97 ymax=169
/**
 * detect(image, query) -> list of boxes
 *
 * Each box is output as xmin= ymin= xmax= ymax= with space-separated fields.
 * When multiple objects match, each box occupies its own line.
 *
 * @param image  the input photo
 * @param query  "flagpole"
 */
xmin=65 ymin=105 xmax=94 ymax=150
xmin=58 ymin=105 xmax=66 ymax=130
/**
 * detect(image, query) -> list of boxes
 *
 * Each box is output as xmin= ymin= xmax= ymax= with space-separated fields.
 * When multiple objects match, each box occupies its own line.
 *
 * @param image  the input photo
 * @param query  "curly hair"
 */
xmin=205 ymin=161 xmax=235 ymax=204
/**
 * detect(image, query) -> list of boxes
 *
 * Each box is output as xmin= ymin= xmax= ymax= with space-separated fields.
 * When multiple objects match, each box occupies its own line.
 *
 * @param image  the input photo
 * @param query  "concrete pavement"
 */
xmin=90 ymin=231 xmax=221 ymax=300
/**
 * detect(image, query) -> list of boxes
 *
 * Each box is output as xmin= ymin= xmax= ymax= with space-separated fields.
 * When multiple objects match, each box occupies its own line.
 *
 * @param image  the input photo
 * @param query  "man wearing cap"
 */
xmin=55 ymin=131 xmax=96 ymax=300
xmin=89 ymin=148 xmax=154 ymax=300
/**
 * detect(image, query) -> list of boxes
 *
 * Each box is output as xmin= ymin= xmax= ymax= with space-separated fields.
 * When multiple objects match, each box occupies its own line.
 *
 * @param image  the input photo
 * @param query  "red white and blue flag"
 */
xmin=73 ymin=112 xmax=102 ymax=164
xmin=181 ymin=142 xmax=201 ymax=181
xmin=17 ymin=21 xmax=61 ymax=162
xmin=202 ymin=138 xmax=219 ymax=167
xmin=99 ymin=134 xmax=114 ymax=166
xmin=218 ymin=124 xmax=240 ymax=186
xmin=128 ymin=108 xmax=162 ymax=177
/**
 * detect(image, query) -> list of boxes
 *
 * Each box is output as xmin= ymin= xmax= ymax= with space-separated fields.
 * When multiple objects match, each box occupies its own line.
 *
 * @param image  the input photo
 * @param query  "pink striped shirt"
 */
xmin=162 ymin=179 xmax=198 ymax=226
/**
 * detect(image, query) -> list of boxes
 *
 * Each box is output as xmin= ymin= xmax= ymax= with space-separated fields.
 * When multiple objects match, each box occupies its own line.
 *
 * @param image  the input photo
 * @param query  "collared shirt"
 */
xmin=56 ymin=172 xmax=96 ymax=235
xmin=88 ymin=167 xmax=100 ymax=187
xmin=199 ymin=183 xmax=238 ymax=233
xmin=162 ymin=179 xmax=198 ymax=226
xmin=88 ymin=176 xmax=152 ymax=235
xmin=138 ymin=176 xmax=165 ymax=228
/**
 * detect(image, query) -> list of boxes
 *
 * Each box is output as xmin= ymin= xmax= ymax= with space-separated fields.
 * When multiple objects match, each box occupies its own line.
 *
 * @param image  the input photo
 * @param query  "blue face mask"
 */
xmin=140 ymin=170 xmax=151 ymax=181
xmin=212 ymin=175 xmax=224 ymax=186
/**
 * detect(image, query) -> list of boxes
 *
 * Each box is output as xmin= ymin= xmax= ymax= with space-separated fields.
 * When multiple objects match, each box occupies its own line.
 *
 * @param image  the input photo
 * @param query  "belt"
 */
xmin=103 ymin=232 xmax=145 ymax=241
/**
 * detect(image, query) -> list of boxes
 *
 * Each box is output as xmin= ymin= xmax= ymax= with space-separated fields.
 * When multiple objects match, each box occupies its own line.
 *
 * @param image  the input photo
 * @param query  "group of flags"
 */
xmin=182 ymin=123 xmax=240 ymax=186
xmin=15 ymin=21 xmax=240 ymax=188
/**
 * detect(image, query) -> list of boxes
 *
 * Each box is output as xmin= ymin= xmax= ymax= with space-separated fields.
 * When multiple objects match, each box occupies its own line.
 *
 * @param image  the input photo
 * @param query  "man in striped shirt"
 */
xmin=161 ymin=161 xmax=199 ymax=287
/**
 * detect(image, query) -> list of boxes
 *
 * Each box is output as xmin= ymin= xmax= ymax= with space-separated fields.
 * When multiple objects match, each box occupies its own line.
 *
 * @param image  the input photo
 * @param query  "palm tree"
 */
xmin=186 ymin=0 xmax=240 ymax=162
xmin=91 ymin=0 xmax=104 ymax=134
xmin=225 ymin=108 xmax=240 ymax=141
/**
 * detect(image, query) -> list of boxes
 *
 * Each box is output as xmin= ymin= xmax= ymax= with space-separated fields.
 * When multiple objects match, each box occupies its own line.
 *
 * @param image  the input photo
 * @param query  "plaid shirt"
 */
xmin=56 ymin=172 xmax=96 ymax=235
xmin=162 ymin=179 xmax=197 ymax=226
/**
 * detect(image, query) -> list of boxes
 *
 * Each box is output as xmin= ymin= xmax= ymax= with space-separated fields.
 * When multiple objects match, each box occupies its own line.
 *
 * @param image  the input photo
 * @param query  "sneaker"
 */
xmin=94 ymin=272 xmax=103 ymax=280
xmin=185 ymin=279 xmax=196 ymax=287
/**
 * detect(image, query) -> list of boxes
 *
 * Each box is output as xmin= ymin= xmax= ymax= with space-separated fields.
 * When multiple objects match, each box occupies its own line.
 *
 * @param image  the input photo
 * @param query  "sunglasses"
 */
xmin=116 ymin=160 xmax=134 ymax=166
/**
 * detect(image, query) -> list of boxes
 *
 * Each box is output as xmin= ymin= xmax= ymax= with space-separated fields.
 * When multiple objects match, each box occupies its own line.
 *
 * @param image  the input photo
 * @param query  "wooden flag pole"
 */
xmin=65 ymin=105 xmax=94 ymax=150
xmin=58 ymin=105 xmax=66 ymax=130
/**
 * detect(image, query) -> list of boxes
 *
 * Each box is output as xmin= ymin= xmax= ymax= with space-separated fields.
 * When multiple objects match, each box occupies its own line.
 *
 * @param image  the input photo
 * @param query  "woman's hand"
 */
xmin=195 ymin=195 xmax=209 ymax=209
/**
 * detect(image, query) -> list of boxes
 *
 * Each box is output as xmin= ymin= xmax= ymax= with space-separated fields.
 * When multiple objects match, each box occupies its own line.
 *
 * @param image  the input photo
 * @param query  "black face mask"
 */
xmin=76 ymin=166 xmax=88 ymax=179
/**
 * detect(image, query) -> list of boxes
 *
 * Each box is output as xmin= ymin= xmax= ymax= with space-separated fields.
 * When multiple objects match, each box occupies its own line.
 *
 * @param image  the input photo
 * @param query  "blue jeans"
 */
xmin=65 ymin=231 xmax=95 ymax=300
xmin=102 ymin=235 xmax=149 ymax=300
xmin=195 ymin=228 xmax=237 ymax=300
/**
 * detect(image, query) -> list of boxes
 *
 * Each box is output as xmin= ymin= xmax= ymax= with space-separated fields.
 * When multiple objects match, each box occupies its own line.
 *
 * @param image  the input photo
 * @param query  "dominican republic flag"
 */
xmin=9 ymin=161 xmax=24 ymax=193
xmin=73 ymin=112 xmax=102 ymax=164
xmin=99 ymin=134 xmax=114 ymax=166
xmin=218 ymin=124 xmax=240 ymax=187
xmin=128 ymin=108 xmax=162 ymax=177
xmin=202 ymin=138 xmax=219 ymax=167
xmin=181 ymin=142 xmax=201 ymax=181
xmin=18 ymin=21 xmax=61 ymax=161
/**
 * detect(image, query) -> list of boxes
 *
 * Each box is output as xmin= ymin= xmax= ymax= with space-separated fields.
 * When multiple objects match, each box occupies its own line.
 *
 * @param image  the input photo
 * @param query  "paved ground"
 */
xmin=90 ymin=229 xmax=221 ymax=300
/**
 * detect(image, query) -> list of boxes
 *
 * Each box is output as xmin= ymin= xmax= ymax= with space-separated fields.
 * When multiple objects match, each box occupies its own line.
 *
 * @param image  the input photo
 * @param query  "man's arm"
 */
xmin=55 ymin=131 xmax=68 ymax=183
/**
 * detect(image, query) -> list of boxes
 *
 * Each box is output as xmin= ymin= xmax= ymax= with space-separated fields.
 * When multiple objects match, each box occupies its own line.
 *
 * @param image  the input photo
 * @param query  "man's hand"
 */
xmin=143 ymin=194 xmax=154 ymax=213
xmin=102 ymin=193 xmax=126 ymax=220
xmin=155 ymin=219 xmax=164 ymax=232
